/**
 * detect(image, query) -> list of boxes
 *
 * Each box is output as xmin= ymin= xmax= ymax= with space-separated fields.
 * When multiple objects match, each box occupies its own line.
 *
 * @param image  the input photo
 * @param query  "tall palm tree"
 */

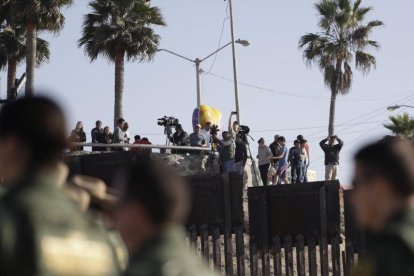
xmin=384 ymin=113 xmax=414 ymax=139
xmin=0 ymin=25 xmax=50 ymax=99
xmin=78 ymin=0 xmax=165 ymax=126
xmin=299 ymin=0 xmax=383 ymax=136
xmin=8 ymin=0 xmax=73 ymax=96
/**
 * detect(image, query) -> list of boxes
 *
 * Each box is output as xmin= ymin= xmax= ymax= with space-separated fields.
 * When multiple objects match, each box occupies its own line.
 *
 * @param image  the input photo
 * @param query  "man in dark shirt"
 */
xmin=319 ymin=135 xmax=344 ymax=181
xmin=353 ymin=137 xmax=414 ymax=276
xmin=234 ymin=135 xmax=248 ymax=175
xmin=170 ymin=124 xmax=189 ymax=154
xmin=91 ymin=120 xmax=103 ymax=151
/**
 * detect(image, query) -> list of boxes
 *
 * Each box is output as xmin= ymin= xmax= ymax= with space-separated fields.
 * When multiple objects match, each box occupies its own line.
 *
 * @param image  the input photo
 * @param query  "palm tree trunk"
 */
xmin=328 ymin=87 xmax=337 ymax=137
xmin=328 ymin=61 xmax=342 ymax=136
xmin=7 ymin=56 xmax=16 ymax=100
xmin=25 ymin=20 xmax=37 ymax=97
xmin=114 ymin=50 xmax=124 ymax=127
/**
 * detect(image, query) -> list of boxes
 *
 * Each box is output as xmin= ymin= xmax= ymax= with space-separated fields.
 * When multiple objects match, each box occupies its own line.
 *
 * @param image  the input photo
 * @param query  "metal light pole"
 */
xmin=158 ymin=39 xmax=250 ymax=107
xmin=387 ymin=104 xmax=414 ymax=111
xmin=228 ymin=0 xmax=241 ymax=124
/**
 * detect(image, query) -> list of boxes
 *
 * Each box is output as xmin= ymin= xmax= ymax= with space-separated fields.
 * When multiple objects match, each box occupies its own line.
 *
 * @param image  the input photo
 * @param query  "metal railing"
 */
xmin=71 ymin=142 xmax=212 ymax=152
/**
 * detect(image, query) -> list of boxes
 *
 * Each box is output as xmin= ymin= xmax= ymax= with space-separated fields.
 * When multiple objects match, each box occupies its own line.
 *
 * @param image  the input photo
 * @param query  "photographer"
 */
xmin=234 ymin=135 xmax=248 ymax=175
xmin=228 ymin=111 xmax=239 ymax=139
xmin=170 ymin=124 xmax=188 ymax=154
xmin=212 ymin=131 xmax=235 ymax=173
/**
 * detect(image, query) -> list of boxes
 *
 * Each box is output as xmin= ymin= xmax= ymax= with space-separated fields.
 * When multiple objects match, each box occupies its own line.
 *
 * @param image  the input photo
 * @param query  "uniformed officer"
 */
xmin=352 ymin=137 xmax=414 ymax=276
xmin=0 ymin=97 xmax=121 ymax=275
xmin=115 ymin=157 xmax=218 ymax=276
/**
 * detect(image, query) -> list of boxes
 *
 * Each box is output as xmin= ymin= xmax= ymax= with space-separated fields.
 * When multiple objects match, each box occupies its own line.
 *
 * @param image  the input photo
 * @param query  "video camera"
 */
xmin=210 ymin=124 xmax=220 ymax=136
xmin=237 ymin=125 xmax=251 ymax=143
xmin=157 ymin=116 xmax=179 ymax=128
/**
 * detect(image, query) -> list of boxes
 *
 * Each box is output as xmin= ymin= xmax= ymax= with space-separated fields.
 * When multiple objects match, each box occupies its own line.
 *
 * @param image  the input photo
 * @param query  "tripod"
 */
xmin=240 ymin=134 xmax=261 ymax=187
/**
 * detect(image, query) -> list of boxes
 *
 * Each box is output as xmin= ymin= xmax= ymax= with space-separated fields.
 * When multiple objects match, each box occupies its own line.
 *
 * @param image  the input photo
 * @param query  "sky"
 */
xmin=1 ymin=0 xmax=414 ymax=185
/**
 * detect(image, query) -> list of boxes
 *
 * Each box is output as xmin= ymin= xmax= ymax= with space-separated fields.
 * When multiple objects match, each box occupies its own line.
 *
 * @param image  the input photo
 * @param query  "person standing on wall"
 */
xmin=319 ymin=135 xmax=344 ymax=181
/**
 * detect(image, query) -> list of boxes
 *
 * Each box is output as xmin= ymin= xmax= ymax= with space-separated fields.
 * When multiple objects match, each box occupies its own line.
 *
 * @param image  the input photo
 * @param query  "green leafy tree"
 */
xmin=0 ymin=25 xmax=50 ymax=99
xmin=299 ymin=0 xmax=383 ymax=136
xmin=384 ymin=113 xmax=414 ymax=139
xmin=78 ymin=0 xmax=166 ymax=126
xmin=7 ymin=0 xmax=73 ymax=96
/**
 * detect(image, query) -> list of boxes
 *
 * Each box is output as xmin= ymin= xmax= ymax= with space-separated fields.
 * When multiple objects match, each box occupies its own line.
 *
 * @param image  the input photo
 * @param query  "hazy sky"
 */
xmin=1 ymin=0 xmax=413 ymax=184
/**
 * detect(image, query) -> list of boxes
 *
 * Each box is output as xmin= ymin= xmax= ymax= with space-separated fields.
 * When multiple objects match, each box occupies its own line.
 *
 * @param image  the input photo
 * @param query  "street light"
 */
xmin=158 ymin=39 xmax=250 ymax=107
xmin=387 ymin=105 xmax=414 ymax=111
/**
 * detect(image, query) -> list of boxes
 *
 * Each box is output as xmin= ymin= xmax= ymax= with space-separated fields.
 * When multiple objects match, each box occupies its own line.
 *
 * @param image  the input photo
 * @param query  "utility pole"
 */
xmin=228 ymin=0 xmax=242 ymax=124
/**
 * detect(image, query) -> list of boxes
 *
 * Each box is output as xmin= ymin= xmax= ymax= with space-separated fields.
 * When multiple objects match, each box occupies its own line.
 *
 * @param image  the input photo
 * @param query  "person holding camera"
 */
xmin=212 ymin=131 xmax=235 ymax=173
xmin=319 ymin=135 xmax=344 ymax=181
xmin=170 ymin=124 xmax=189 ymax=154
xmin=228 ymin=111 xmax=239 ymax=139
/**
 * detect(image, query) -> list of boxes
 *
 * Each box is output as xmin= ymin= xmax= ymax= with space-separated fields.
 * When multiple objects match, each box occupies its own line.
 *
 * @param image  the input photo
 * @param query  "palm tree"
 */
xmin=7 ymin=0 xmax=73 ymax=96
xmin=299 ymin=0 xmax=383 ymax=136
xmin=78 ymin=0 xmax=166 ymax=126
xmin=0 ymin=25 xmax=50 ymax=99
xmin=384 ymin=113 xmax=414 ymax=139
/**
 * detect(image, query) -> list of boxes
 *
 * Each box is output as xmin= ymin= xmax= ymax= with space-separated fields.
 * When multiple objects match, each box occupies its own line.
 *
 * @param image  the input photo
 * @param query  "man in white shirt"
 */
xmin=201 ymin=121 xmax=212 ymax=147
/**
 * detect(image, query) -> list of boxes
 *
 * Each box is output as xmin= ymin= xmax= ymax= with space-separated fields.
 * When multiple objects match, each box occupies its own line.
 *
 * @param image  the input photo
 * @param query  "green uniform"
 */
xmin=355 ymin=208 xmax=414 ymax=276
xmin=124 ymin=226 xmax=218 ymax=276
xmin=0 ymin=171 xmax=121 ymax=275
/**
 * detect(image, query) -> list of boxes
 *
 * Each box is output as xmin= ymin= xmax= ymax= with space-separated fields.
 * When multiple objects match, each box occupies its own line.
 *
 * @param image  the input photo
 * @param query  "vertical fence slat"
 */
xmin=222 ymin=174 xmax=234 ymax=276
xmin=319 ymin=184 xmax=329 ymax=276
xmin=212 ymin=227 xmax=221 ymax=269
xmin=262 ymin=244 xmax=271 ymax=276
xmin=342 ymin=251 xmax=347 ymax=276
xmin=345 ymin=239 xmax=355 ymax=276
xmin=189 ymin=225 xmax=197 ymax=250
xmin=272 ymin=236 xmax=282 ymax=276
xmin=250 ymin=242 xmax=258 ymax=276
xmin=200 ymin=224 xmax=209 ymax=260
xmin=236 ymin=226 xmax=246 ymax=276
xmin=284 ymin=236 xmax=293 ymax=276
xmin=308 ymin=236 xmax=317 ymax=276
xmin=296 ymin=235 xmax=305 ymax=276
xmin=331 ymin=234 xmax=340 ymax=276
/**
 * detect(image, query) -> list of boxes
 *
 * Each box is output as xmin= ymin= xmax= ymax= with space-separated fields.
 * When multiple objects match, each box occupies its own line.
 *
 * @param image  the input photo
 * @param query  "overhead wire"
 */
xmin=205 ymin=71 xmax=414 ymax=102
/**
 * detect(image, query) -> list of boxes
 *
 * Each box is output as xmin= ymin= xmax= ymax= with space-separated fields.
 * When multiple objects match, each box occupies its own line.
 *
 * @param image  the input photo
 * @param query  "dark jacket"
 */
xmin=170 ymin=131 xmax=189 ymax=154
xmin=355 ymin=208 xmax=414 ymax=276
xmin=319 ymin=138 xmax=343 ymax=165
xmin=234 ymin=140 xmax=248 ymax=163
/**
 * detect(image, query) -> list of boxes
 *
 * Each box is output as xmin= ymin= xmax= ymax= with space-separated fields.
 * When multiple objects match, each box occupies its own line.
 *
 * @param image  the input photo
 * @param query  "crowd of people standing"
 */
xmin=68 ymin=113 xmax=344 ymax=185
xmin=68 ymin=118 xmax=152 ymax=153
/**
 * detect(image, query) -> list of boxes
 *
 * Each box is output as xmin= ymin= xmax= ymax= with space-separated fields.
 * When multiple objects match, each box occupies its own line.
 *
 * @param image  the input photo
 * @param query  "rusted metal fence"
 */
xmin=65 ymin=152 xmax=362 ymax=276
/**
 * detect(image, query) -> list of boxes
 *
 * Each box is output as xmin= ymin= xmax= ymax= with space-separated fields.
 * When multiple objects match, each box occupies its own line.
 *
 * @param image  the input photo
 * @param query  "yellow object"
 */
xmin=198 ymin=105 xmax=222 ymax=129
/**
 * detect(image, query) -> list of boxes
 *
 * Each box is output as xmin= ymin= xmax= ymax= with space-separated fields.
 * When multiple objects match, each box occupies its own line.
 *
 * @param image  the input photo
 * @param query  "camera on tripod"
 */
xmin=157 ymin=116 xmax=179 ymax=128
xmin=237 ymin=125 xmax=250 ymax=143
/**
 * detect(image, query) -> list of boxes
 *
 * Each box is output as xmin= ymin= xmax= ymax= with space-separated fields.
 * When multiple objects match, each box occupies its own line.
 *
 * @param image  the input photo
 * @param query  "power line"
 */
xmin=205 ymin=2 xmax=229 ymax=75
xmin=205 ymin=71 xmax=414 ymax=102
xmin=251 ymin=120 xmax=385 ymax=133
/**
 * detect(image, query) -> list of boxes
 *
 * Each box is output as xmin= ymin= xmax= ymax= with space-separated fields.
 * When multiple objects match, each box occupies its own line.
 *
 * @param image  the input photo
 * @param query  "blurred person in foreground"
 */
xmin=352 ymin=137 xmax=414 ymax=276
xmin=115 ymin=158 xmax=217 ymax=276
xmin=0 ymin=97 xmax=120 ymax=275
